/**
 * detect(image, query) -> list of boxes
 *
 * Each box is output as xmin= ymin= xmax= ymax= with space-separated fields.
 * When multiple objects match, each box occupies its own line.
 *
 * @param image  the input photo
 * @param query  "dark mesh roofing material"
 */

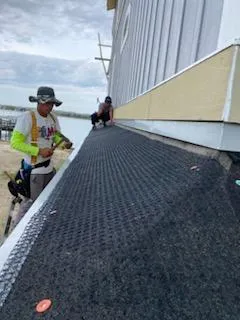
xmin=1 ymin=126 xmax=240 ymax=319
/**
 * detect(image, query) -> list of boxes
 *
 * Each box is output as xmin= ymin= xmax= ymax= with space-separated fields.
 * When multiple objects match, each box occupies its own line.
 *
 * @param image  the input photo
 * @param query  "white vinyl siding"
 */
xmin=108 ymin=0 xmax=224 ymax=107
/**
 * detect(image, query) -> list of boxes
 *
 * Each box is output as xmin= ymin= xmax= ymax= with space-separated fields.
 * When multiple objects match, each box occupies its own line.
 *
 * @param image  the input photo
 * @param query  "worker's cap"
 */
xmin=29 ymin=87 xmax=62 ymax=107
xmin=105 ymin=96 xmax=112 ymax=104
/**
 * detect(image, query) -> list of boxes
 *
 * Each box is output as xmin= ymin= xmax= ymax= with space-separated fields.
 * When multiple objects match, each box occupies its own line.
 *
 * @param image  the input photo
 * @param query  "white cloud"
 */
xmin=0 ymin=0 xmax=113 ymax=113
xmin=0 ymin=51 xmax=106 ymax=87
xmin=0 ymin=0 xmax=113 ymax=59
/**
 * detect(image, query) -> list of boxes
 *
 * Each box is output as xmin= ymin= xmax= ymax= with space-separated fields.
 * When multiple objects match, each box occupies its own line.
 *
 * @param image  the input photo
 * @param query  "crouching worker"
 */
xmin=91 ymin=96 xmax=114 ymax=129
xmin=9 ymin=86 xmax=72 ymax=226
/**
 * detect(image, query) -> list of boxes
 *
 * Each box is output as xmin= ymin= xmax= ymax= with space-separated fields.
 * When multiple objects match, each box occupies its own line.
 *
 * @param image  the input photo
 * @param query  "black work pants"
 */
xmin=91 ymin=112 xmax=110 ymax=126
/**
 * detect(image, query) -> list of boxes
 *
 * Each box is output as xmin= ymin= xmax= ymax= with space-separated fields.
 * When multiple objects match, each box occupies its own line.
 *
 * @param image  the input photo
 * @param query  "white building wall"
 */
xmin=141 ymin=0 xmax=158 ymax=92
xmin=218 ymin=0 xmax=240 ymax=49
xmin=136 ymin=0 xmax=151 ymax=96
xmin=177 ymin=0 xmax=205 ymax=71
xmin=108 ymin=0 xmax=224 ymax=107
xmin=155 ymin=0 xmax=174 ymax=84
xmin=197 ymin=0 xmax=224 ymax=59
xmin=132 ymin=2 xmax=146 ymax=98
xmin=147 ymin=0 xmax=165 ymax=90
xmin=164 ymin=0 xmax=185 ymax=78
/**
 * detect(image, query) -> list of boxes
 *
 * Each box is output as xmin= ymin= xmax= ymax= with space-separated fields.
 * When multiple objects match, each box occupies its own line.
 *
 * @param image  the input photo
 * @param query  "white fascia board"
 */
xmin=221 ymin=123 xmax=240 ymax=150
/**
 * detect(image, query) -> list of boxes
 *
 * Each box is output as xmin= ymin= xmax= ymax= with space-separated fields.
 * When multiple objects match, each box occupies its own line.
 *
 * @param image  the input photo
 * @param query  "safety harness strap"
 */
xmin=30 ymin=111 xmax=38 ymax=164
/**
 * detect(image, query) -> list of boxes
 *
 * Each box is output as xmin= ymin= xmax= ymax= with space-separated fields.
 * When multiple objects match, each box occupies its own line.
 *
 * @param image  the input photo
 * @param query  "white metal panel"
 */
xmin=148 ymin=0 xmax=165 ymax=88
xmin=109 ymin=55 xmax=116 ymax=101
xmin=138 ymin=0 xmax=154 ymax=94
xmin=188 ymin=0 xmax=205 ymax=63
xmin=109 ymin=0 xmax=224 ymax=106
xmin=221 ymin=123 xmax=240 ymax=150
xmin=119 ymin=4 xmax=131 ymax=105
xmin=164 ymin=0 xmax=185 ymax=78
xmin=142 ymin=0 xmax=158 ymax=92
xmin=110 ymin=0 xmax=131 ymax=105
xmin=132 ymin=1 xmax=146 ymax=98
xmin=129 ymin=0 xmax=144 ymax=100
xmin=177 ymin=0 xmax=202 ymax=71
xmin=197 ymin=0 xmax=224 ymax=60
xmin=218 ymin=0 xmax=240 ymax=49
xmin=155 ymin=0 xmax=174 ymax=83
xmin=126 ymin=0 xmax=140 ymax=101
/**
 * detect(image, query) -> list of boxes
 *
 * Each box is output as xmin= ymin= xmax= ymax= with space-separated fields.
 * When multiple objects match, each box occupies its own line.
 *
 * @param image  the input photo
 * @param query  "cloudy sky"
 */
xmin=0 ymin=0 xmax=113 ymax=114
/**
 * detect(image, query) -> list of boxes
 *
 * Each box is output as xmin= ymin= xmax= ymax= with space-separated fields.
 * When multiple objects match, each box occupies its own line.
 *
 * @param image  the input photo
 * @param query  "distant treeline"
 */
xmin=0 ymin=104 xmax=90 ymax=119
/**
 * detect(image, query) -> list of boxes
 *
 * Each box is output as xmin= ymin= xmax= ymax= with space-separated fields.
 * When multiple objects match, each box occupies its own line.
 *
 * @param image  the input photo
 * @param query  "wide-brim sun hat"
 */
xmin=29 ymin=86 xmax=62 ymax=107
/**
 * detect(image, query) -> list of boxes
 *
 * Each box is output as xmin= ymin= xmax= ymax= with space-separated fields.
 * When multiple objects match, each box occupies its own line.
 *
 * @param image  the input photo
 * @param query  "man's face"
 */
xmin=38 ymin=102 xmax=54 ymax=117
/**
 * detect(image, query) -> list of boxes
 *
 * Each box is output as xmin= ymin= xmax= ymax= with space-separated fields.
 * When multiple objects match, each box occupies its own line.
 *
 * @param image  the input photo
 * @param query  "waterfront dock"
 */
xmin=0 ymin=118 xmax=16 ymax=140
xmin=0 ymin=126 xmax=240 ymax=319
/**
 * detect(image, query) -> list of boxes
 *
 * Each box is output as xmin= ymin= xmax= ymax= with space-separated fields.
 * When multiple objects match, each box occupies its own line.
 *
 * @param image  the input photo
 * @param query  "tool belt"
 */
xmin=7 ymin=159 xmax=51 ymax=198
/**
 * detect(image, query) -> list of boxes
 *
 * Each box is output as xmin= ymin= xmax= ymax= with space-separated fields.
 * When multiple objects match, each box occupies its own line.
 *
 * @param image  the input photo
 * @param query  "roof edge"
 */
xmin=107 ymin=0 xmax=117 ymax=10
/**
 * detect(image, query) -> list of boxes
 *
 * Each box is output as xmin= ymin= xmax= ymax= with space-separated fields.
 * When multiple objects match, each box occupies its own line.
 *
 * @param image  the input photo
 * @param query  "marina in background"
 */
xmin=0 ymin=104 xmax=90 ymax=119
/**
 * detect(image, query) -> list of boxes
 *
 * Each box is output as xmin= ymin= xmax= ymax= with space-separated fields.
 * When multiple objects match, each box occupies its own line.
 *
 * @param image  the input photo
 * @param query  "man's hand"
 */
xmin=64 ymin=141 xmax=73 ymax=149
xmin=39 ymin=148 xmax=53 ymax=158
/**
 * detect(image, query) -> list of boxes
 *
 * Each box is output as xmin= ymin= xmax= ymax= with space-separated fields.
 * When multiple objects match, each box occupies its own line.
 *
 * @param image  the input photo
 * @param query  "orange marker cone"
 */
xmin=36 ymin=299 xmax=52 ymax=313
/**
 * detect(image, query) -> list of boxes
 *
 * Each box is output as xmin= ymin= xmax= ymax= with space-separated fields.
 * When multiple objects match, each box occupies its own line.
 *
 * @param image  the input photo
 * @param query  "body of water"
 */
xmin=58 ymin=116 xmax=91 ymax=147
xmin=0 ymin=110 xmax=92 ymax=148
